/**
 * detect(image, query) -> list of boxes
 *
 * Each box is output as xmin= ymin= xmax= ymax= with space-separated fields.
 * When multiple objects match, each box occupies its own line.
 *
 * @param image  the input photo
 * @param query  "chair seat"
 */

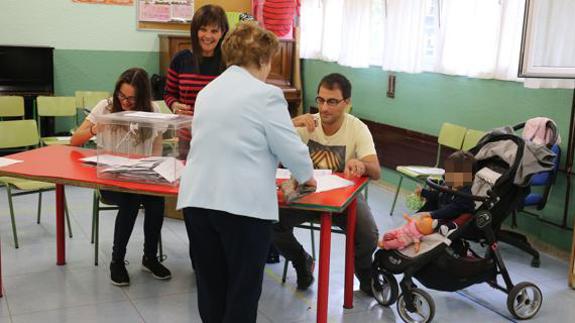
xmin=0 ymin=176 xmax=55 ymax=190
xmin=42 ymin=136 xmax=71 ymax=146
xmin=396 ymin=166 xmax=445 ymax=179
xmin=523 ymin=193 xmax=543 ymax=207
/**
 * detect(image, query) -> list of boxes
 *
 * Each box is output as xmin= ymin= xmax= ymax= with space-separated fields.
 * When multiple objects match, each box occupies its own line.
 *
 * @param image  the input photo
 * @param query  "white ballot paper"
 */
xmin=315 ymin=175 xmax=354 ymax=193
xmin=0 ymin=157 xmax=23 ymax=168
xmin=275 ymin=168 xmax=333 ymax=180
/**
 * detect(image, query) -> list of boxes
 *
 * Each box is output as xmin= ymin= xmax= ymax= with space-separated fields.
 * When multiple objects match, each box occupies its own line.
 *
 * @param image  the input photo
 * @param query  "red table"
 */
xmin=0 ymin=145 xmax=368 ymax=322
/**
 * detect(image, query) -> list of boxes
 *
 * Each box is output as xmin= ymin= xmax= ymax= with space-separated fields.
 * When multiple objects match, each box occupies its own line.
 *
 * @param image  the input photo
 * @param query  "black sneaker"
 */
xmin=110 ymin=260 xmax=130 ymax=286
xmin=293 ymin=252 xmax=315 ymax=290
xmin=142 ymin=256 xmax=172 ymax=280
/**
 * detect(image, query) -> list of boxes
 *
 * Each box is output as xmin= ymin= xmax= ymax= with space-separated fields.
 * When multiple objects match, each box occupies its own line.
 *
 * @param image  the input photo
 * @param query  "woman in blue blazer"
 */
xmin=177 ymin=22 xmax=315 ymax=323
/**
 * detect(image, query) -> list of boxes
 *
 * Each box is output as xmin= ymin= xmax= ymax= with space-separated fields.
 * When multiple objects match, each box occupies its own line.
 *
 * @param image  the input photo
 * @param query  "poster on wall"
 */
xmin=73 ymin=0 xmax=134 ymax=5
xmin=138 ymin=0 xmax=194 ymax=23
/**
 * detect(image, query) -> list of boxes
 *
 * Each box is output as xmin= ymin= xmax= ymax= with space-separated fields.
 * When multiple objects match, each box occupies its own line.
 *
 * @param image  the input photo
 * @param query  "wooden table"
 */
xmin=0 ymin=145 xmax=368 ymax=322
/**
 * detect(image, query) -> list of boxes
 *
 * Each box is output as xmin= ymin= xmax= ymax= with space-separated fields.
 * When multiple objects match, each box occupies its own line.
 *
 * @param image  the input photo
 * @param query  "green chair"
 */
xmin=84 ymin=91 xmax=110 ymax=111
xmin=75 ymin=91 xmax=110 ymax=124
xmin=462 ymin=128 xmax=486 ymax=151
xmin=226 ymin=11 xmax=242 ymax=30
xmin=91 ymin=189 xmax=163 ymax=266
xmin=36 ymin=96 xmax=77 ymax=146
xmin=75 ymin=91 xmax=110 ymax=111
xmin=0 ymin=119 xmax=73 ymax=248
xmin=154 ymin=100 xmax=172 ymax=115
xmin=389 ymin=122 xmax=467 ymax=215
xmin=153 ymin=100 xmax=179 ymax=154
xmin=0 ymin=96 xmax=25 ymax=120
xmin=91 ymin=189 xmax=119 ymax=266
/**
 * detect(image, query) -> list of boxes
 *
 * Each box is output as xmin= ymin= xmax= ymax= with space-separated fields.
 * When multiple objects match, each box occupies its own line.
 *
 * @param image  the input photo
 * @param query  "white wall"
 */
xmin=0 ymin=0 xmax=184 ymax=52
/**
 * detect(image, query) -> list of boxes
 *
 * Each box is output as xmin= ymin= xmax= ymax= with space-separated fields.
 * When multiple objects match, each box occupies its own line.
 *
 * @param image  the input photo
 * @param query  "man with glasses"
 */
xmin=272 ymin=73 xmax=380 ymax=295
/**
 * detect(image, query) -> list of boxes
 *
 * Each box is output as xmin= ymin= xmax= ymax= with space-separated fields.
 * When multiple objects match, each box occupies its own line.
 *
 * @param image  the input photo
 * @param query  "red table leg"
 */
xmin=56 ymin=184 xmax=66 ymax=265
xmin=344 ymin=198 xmax=357 ymax=309
xmin=317 ymin=212 xmax=332 ymax=323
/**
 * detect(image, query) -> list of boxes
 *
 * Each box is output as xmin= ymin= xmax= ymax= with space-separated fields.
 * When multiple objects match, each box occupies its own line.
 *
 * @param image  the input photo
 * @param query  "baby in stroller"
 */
xmin=380 ymin=151 xmax=476 ymax=255
xmin=416 ymin=150 xmax=476 ymax=236
xmin=371 ymin=127 xmax=554 ymax=323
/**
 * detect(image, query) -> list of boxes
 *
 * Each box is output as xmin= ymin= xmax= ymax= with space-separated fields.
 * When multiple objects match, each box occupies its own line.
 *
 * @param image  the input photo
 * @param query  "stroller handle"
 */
xmin=425 ymin=178 xmax=489 ymax=202
xmin=512 ymin=122 xmax=525 ymax=131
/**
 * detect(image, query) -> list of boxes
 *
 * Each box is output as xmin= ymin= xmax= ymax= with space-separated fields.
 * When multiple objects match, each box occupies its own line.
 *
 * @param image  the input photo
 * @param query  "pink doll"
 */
xmin=379 ymin=213 xmax=437 ymax=253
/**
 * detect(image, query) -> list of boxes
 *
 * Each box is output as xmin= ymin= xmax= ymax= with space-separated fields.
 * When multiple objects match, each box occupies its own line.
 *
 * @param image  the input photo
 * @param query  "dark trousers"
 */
xmin=100 ymin=190 xmax=165 ymax=261
xmin=272 ymin=195 xmax=378 ymax=280
xmin=183 ymin=207 xmax=272 ymax=323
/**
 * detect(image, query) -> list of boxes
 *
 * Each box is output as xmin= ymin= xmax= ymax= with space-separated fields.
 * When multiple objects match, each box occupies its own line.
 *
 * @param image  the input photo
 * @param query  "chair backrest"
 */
xmin=462 ymin=129 xmax=486 ymax=151
xmin=0 ymin=120 xmax=40 ymax=149
xmin=37 ymin=96 xmax=77 ymax=117
xmin=530 ymin=144 xmax=561 ymax=186
xmin=154 ymin=100 xmax=172 ymax=114
xmin=527 ymin=144 xmax=561 ymax=209
xmin=0 ymin=96 xmax=25 ymax=118
xmin=83 ymin=91 xmax=111 ymax=111
xmin=226 ymin=11 xmax=242 ymax=30
xmin=437 ymin=123 xmax=467 ymax=150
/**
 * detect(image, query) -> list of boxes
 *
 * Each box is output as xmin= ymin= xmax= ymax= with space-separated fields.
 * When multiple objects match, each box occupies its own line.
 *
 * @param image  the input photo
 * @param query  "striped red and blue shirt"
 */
xmin=262 ymin=0 xmax=298 ymax=37
xmin=163 ymin=50 xmax=223 ymax=156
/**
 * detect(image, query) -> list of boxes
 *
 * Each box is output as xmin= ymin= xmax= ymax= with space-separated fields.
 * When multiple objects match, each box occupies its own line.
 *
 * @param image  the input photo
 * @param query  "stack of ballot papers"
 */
xmin=81 ymin=155 xmax=184 ymax=184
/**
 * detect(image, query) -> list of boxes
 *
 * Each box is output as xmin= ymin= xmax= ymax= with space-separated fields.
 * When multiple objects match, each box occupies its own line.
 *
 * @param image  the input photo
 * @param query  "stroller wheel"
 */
xmin=371 ymin=268 xmax=398 ymax=306
xmin=507 ymin=282 xmax=543 ymax=320
xmin=397 ymin=288 xmax=435 ymax=323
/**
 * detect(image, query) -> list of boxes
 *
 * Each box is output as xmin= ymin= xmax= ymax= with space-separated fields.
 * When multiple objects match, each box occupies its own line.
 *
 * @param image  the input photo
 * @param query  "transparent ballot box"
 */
xmin=94 ymin=111 xmax=192 ymax=186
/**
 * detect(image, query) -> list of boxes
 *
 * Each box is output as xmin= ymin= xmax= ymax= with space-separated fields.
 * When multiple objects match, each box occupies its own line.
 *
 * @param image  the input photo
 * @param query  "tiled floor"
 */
xmin=0 ymin=182 xmax=573 ymax=322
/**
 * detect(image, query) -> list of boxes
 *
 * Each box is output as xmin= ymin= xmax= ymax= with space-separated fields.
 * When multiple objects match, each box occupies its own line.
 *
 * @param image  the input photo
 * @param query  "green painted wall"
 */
xmin=54 ymin=49 xmax=159 ymax=96
xmin=0 ymin=0 xmax=179 ymax=51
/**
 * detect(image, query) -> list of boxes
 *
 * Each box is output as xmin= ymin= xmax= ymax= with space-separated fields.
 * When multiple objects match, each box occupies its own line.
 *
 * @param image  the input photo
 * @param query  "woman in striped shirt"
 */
xmin=163 ymin=4 xmax=229 ymax=159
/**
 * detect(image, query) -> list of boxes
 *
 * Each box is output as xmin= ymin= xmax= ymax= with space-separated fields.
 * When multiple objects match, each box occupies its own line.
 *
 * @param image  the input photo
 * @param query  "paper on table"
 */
xmin=403 ymin=166 xmax=445 ymax=176
xmin=315 ymin=175 xmax=354 ymax=193
xmin=56 ymin=136 xmax=71 ymax=141
xmin=153 ymin=157 xmax=185 ymax=183
xmin=276 ymin=168 xmax=291 ymax=179
xmin=0 ymin=157 xmax=23 ymax=168
xmin=275 ymin=168 xmax=333 ymax=180
xmin=125 ymin=111 xmax=178 ymax=120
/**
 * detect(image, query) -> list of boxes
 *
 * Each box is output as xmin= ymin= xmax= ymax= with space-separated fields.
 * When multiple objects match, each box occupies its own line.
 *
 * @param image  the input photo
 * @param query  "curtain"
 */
xmin=299 ymin=0 xmax=575 ymax=89
xmin=300 ymin=0 xmax=373 ymax=67
xmin=378 ymin=0 xmax=427 ymax=73
xmin=434 ymin=0 xmax=503 ymax=78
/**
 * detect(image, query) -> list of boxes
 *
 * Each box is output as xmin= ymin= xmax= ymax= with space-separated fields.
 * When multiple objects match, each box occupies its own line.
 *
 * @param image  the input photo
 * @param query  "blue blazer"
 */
xmin=177 ymin=65 xmax=313 ymax=221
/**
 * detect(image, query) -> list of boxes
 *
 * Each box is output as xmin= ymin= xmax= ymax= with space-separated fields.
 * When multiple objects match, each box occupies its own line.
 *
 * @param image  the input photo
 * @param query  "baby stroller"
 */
xmin=371 ymin=125 xmax=555 ymax=322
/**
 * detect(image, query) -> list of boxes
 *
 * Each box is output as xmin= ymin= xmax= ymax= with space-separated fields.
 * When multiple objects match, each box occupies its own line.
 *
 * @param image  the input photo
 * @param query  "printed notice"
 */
xmin=139 ymin=1 xmax=171 ymax=22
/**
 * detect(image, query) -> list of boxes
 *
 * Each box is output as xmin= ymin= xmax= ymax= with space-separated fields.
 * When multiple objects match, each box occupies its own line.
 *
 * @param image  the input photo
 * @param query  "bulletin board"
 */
xmin=137 ymin=0 xmax=251 ymax=31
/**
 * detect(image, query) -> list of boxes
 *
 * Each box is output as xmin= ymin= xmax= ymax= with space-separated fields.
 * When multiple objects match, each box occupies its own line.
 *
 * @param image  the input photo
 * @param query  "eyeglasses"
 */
xmin=117 ymin=91 xmax=136 ymax=104
xmin=315 ymin=96 xmax=346 ymax=107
